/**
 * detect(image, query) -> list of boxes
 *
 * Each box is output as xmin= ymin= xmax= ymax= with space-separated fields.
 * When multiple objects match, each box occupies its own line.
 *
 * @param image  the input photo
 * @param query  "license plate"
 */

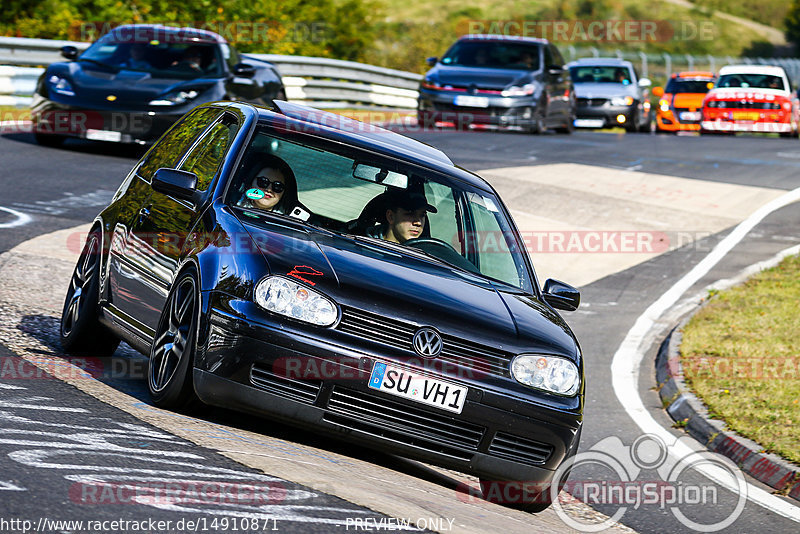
xmin=368 ymin=362 xmax=467 ymax=414
xmin=732 ymin=111 xmax=760 ymax=121
xmin=679 ymin=111 xmax=701 ymax=121
xmin=574 ymin=118 xmax=604 ymax=128
xmin=86 ymin=129 xmax=122 ymax=142
xmin=454 ymin=95 xmax=489 ymax=108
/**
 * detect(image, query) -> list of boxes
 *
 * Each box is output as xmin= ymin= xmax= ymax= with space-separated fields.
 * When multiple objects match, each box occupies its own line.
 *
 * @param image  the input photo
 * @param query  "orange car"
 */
xmin=653 ymin=71 xmax=714 ymax=132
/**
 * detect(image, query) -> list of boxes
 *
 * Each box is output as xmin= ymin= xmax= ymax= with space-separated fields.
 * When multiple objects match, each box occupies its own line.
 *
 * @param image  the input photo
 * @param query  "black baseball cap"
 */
xmin=384 ymin=189 xmax=437 ymax=213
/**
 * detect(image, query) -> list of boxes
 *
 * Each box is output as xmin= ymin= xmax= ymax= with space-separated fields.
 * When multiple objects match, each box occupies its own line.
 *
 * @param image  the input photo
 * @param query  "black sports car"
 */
xmin=417 ymin=35 xmax=575 ymax=133
xmin=60 ymin=100 xmax=583 ymax=511
xmin=31 ymin=24 xmax=284 ymax=146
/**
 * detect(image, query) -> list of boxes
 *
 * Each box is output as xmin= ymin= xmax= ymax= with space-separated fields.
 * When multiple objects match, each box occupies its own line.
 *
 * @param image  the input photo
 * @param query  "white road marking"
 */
xmin=611 ymin=185 xmax=800 ymax=521
xmin=0 ymin=397 xmax=89 ymax=412
xmin=0 ymin=206 xmax=32 ymax=229
xmin=0 ymin=383 xmax=26 ymax=390
xmin=0 ymin=480 xmax=26 ymax=491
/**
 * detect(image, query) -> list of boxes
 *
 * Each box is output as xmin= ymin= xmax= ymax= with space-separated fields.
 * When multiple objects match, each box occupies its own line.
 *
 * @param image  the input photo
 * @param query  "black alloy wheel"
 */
xmin=148 ymin=270 xmax=200 ymax=408
xmin=60 ymin=230 xmax=119 ymax=357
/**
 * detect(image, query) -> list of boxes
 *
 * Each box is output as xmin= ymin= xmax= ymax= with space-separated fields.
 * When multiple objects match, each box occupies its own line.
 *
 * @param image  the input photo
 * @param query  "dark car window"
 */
xmin=569 ymin=65 xmax=632 ymax=84
xmin=549 ymin=45 xmax=564 ymax=68
xmin=180 ymin=113 xmax=240 ymax=192
xmin=137 ymin=107 xmax=222 ymax=181
xmin=225 ymin=128 xmax=533 ymax=292
xmin=665 ymin=79 xmax=713 ymax=93
xmin=80 ymin=34 xmax=223 ymax=78
xmin=440 ymin=41 xmax=541 ymax=71
xmin=716 ymin=73 xmax=786 ymax=90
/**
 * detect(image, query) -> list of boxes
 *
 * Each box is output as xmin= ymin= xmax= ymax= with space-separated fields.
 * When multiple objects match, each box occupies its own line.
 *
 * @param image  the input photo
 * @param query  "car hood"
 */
xmin=50 ymin=61 xmax=215 ymax=105
xmin=427 ymin=65 xmax=533 ymax=90
xmin=670 ymin=93 xmax=706 ymax=108
xmin=574 ymin=82 xmax=637 ymax=99
xmin=240 ymin=217 xmax=577 ymax=356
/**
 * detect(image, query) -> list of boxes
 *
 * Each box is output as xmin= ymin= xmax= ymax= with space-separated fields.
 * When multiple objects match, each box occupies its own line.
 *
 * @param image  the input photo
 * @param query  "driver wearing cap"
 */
xmin=379 ymin=188 xmax=437 ymax=244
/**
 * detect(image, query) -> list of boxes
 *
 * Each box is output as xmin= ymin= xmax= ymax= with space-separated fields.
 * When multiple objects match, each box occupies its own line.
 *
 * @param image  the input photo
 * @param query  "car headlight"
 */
xmin=511 ymin=354 xmax=580 ymax=396
xmin=501 ymin=83 xmax=536 ymax=97
xmin=659 ymin=99 xmax=670 ymax=112
xmin=149 ymin=89 xmax=200 ymax=106
xmin=48 ymin=75 xmax=75 ymax=96
xmin=254 ymin=276 xmax=338 ymax=326
xmin=611 ymin=96 xmax=635 ymax=106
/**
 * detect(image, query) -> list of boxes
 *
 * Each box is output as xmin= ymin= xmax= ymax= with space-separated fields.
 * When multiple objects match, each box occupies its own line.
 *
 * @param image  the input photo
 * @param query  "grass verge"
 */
xmin=680 ymin=253 xmax=800 ymax=464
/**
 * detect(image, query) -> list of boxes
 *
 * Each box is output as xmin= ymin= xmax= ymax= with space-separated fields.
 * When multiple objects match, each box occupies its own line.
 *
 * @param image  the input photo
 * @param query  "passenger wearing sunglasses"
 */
xmin=240 ymin=155 xmax=299 ymax=214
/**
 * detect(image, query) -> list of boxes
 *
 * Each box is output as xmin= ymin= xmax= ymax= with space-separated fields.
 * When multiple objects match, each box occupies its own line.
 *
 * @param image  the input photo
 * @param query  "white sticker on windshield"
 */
xmin=468 ymin=192 xmax=499 ymax=212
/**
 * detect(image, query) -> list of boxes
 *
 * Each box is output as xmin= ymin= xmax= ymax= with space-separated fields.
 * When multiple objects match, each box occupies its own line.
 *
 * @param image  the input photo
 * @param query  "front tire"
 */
xmin=148 ymin=270 xmax=200 ymax=409
xmin=60 ymin=230 xmax=119 ymax=357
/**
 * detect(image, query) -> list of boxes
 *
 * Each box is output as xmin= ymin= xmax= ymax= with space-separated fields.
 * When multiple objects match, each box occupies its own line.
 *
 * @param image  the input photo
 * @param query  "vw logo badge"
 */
xmin=413 ymin=328 xmax=442 ymax=358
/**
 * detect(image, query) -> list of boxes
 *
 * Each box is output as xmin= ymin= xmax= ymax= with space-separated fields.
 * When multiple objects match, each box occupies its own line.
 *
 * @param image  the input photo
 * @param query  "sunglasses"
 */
xmin=255 ymin=176 xmax=285 ymax=194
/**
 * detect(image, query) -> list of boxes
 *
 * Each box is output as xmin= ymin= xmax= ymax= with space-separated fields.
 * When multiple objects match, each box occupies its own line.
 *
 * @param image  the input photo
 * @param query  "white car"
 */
xmin=701 ymin=65 xmax=800 ymax=136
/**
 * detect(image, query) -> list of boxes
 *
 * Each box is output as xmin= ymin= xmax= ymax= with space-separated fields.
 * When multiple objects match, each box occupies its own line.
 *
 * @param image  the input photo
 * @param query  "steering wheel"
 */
xmin=403 ymin=238 xmax=479 ymax=273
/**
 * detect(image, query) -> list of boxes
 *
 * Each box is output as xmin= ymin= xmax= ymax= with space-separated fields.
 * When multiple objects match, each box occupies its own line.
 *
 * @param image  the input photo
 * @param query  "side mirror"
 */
xmin=61 ymin=46 xmax=79 ymax=61
xmin=638 ymin=77 xmax=652 ymax=88
xmin=426 ymin=56 xmax=438 ymax=67
xmin=231 ymin=62 xmax=256 ymax=78
xmin=548 ymin=65 xmax=564 ymax=75
xmin=652 ymin=86 xmax=664 ymax=98
xmin=542 ymin=279 xmax=580 ymax=311
xmin=152 ymin=168 xmax=197 ymax=201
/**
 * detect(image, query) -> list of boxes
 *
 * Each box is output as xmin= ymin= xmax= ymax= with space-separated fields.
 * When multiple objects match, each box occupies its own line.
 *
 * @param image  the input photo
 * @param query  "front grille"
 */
xmin=250 ymin=364 xmax=321 ymax=404
xmin=325 ymin=386 xmax=485 ymax=458
xmin=337 ymin=307 xmax=512 ymax=377
xmin=488 ymin=431 xmax=553 ymax=466
xmin=578 ymin=97 xmax=608 ymax=107
xmin=707 ymin=101 xmax=780 ymax=110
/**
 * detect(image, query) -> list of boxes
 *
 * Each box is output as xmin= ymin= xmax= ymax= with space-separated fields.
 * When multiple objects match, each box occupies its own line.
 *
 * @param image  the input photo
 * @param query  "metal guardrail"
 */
xmin=0 ymin=36 xmax=421 ymax=109
xmin=4 ymin=35 xmax=800 ymax=109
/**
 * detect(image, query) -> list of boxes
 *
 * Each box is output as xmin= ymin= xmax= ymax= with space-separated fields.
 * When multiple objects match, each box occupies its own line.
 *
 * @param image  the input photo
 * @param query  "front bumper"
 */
xmin=196 ymin=299 xmax=582 ymax=484
xmin=701 ymin=118 xmax=793 ymax=133
xmin=417 ymin=89 xmax=539 ymax=128
xmin=574 ymin=104 xmax=635 ymax=128
xmin=30 ymin=96 xmax=184 ymax=144
xmin=655 ymin=110 xmax=702 ymax=131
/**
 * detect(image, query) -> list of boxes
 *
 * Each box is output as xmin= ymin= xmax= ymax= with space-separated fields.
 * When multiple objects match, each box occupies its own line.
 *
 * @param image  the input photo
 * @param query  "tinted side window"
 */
xmin=180 ymin=113 xmax=240 ymax=191
xmin=544 ymin=46 xmax=553 ymax=68
xmin=550 ymin=45 xmax=564 ymax=67
xmin=137 ymin=107 xmax=221 ymax=181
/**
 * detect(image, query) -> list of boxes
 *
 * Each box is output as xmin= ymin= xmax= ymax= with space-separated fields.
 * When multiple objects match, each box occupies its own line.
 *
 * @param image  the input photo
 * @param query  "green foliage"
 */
xmin=693 ymin=0 xmax=790 ymax=31
xmin=0 ymin=0 xmax=379 ymax=60
xmin=787 ymin=0 xmax=800 ymax=52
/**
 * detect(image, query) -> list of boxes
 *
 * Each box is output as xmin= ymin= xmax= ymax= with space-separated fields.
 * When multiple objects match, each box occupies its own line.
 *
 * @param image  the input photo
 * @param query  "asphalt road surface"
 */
xmin=0 ymin=126 xmax=798 ymax=534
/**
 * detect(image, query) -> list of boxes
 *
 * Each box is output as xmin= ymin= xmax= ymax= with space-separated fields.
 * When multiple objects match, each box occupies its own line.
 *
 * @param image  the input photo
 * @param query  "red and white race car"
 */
xmin=701 ymin=65 xmax=800 ymax=137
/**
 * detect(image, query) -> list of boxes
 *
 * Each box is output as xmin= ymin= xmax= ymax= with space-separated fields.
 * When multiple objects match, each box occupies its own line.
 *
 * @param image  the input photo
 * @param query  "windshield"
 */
xmin=569 ymin=65 xmax=633 ymax=84
xmin=716 ymin=73 xmax=786 ymax=91
xmin=225 ymin=127 xmax=533 ymax=292
xmin=80 ymin=34 xmax=222 ymax=78
xmin=440 ymin=41 xmax=540 ymax=71
xmin=665 ymin=79 xmax=713 ymax=93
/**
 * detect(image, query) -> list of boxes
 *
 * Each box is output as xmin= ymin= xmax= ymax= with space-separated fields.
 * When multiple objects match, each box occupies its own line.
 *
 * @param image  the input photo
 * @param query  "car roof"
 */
xmin=674 ymin=71 xmax=714 ymax=78
xmin=457 ymin=34 xmax=548 ymax=45
xmin=236 ymin=101 xmax=494 ymax=192
xmin=107 ymin=24 xmax=226 ymax=44
xmin=568 ymin=57 xmax=633 ymax=68
xmin=718 ymin=64 xmax=787 ymax=77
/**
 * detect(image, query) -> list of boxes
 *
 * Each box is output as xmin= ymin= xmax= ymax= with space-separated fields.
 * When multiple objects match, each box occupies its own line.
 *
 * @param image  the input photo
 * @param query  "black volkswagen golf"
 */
xmin=60 ymin=100 xmax=583 ymax=511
